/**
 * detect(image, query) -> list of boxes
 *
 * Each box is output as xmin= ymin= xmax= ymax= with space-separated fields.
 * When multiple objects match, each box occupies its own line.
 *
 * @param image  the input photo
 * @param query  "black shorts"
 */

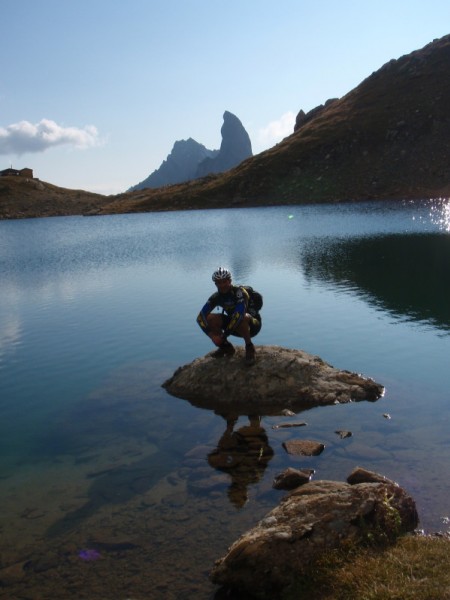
xmin=222 ymin=314 xmax=262 ymax=338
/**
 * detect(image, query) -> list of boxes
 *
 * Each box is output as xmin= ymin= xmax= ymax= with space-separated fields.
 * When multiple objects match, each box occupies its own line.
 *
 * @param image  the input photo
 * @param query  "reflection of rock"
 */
xmin=211 ymin=469 xmax=418 ymax=598
xmin=207 ymin=415 xmax=274 ymax=508
xmin=162 ymin=345 xmax=383 ymax=412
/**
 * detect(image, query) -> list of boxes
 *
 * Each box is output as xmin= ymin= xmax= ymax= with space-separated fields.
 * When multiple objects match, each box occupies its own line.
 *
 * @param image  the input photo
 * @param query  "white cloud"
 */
xmin=257 ymin=111 xmax=296 ymax=149
xmin=0 ymin=119 xmax=100 ymax=155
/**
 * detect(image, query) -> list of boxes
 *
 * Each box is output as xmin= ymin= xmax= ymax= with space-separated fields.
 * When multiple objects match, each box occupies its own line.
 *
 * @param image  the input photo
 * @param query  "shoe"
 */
xmin=245 ymin=343 xmax=256 ymax=366
xmin=212 ymin=341 xmax=235 ymax=358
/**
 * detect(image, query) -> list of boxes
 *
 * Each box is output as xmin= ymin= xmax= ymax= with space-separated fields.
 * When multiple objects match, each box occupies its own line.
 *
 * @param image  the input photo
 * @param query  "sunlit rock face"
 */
xmin=211 ymin=469 xmax=418 ymax=599
xmin=162 ymin=345 xmax=383 ymax=414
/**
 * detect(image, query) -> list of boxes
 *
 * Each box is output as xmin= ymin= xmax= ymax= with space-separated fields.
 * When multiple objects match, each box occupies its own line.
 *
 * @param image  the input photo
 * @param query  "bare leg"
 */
xmin=235 ymin=315 xmax=256 ymax=365
xmin=234 ymin=314 xmax=253 ymax=345
xmin=206 ymin=314 xmax=227 ymax=345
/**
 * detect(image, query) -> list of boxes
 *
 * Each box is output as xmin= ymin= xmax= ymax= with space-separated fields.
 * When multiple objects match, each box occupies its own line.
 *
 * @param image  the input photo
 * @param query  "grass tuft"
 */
xmin=283 ymin=535 xmax=450 ymax=600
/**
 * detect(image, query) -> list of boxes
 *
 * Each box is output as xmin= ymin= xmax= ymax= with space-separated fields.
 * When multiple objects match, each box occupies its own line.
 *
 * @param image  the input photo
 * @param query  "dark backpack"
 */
xmin=239 ymin=285 xmax=263 ymax=316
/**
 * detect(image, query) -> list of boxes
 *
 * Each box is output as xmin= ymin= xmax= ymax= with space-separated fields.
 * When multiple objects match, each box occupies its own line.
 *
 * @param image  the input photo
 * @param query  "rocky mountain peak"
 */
xmin=130 ymin=111 xmax=252 ymax=191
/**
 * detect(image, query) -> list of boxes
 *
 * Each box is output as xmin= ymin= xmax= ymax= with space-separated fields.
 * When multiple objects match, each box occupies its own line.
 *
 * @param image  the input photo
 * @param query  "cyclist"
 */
xmin=197 ymin=267 xmax=261 ymax=366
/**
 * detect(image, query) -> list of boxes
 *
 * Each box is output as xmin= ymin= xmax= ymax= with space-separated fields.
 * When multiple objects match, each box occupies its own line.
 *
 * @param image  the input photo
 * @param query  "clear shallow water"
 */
xmin=0 ymin=199 xmax=449 ymax=599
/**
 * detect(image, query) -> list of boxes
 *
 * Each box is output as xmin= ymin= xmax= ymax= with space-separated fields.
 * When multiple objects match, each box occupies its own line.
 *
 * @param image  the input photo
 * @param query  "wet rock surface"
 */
xmin=211 ymin=469 xmax=419 ymax=599
xmin=282 ymin=439 xmax=325 ymax=456
xmin=163 ymin=345 xmax=384 ymax=412
xmin=272 ymin=468 xmax=315 ymax=490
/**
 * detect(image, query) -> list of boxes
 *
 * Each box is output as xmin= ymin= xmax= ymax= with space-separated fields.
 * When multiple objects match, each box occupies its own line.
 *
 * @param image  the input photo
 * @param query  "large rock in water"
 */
xmin=162 ymin=345 xmax=383 ymax=413
xmin=210 ymin=469 xmax=419 ymax=599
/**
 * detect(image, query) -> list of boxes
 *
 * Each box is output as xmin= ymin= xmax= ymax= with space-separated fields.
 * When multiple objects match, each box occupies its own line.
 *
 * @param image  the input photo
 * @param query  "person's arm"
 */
xmin=196 ymin=294 xmax=217 ymax=333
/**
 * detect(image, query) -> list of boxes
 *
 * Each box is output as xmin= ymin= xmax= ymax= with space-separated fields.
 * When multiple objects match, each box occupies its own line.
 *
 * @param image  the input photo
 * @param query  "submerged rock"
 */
xmin=335 ymin=429 xmax=353 ymax=439
xmin=211 ymin=469 xmax=418 ymax=599
xmin=162 ymin=345 xmax=384 ymax=413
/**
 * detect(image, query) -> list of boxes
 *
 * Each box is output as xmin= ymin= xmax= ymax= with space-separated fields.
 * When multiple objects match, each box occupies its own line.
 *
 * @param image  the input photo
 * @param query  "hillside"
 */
xmin=99 ymin=33 xmax=450 ymax=216
xmin=1 ymin=34 xmax=450 ymax=220
xmin=0 ymin=177 xmax=111 ymax=219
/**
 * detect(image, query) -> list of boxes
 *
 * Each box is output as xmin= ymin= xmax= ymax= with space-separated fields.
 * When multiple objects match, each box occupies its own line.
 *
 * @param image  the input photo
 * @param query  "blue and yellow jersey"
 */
xmin=197 ymin=285 xmax=250 ymax=336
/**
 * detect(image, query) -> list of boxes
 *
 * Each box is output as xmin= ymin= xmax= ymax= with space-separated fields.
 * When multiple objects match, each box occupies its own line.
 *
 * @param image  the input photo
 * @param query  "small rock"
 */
xmin=282 ymin=439 xmax=325 ymax=456
xmin=272 ymin=422 xmax=307 ymax=429
xmin=273 ymin=468 xmax=315 ymax=490
xmin=347 ymin=467 xmax=394 ymax=485
xmin=335 ymin=430 xmax=352 ymax=439
xmin=280 ymin=409 xmax=295 ymax=416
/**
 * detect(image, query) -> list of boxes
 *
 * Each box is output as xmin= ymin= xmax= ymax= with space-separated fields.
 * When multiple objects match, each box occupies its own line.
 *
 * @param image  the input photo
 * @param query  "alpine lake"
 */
xmin=0 ymin=199 xmax=449 ymax=599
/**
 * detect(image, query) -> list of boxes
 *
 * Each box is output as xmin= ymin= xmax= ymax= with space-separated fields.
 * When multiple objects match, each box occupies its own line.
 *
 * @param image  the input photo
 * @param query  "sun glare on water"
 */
xmin=428 ymin=197 xmax=450 ymax=231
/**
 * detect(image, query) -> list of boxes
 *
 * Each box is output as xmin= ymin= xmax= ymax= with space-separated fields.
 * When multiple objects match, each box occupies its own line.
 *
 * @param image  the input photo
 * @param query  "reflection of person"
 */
xmin=208 ymin=414 xmax=274 ymax=508
xmin=196 ymin=267 xmax=261 ymax=366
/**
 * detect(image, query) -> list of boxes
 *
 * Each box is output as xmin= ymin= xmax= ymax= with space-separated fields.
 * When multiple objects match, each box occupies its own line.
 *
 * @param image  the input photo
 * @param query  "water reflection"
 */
xmin=301 ymin=233 xmax=450 ymax=331
xmin=207 ymin=414 xmax=273 ymax=508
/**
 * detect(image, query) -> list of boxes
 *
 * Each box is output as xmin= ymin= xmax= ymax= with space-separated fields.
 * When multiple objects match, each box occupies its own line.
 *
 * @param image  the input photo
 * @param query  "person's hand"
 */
xmin=211 ymin=333 xmax=225 ymax=346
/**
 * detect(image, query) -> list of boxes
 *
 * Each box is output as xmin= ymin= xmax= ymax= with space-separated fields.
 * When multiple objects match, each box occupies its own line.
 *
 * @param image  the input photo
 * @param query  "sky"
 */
xmin=1 ymin=1 xmax=450 ymax=195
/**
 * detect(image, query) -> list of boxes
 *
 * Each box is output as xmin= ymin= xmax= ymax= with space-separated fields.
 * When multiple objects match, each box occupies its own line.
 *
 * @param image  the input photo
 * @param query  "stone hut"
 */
xmin=0 ymin=167 xmax=34 ymax=178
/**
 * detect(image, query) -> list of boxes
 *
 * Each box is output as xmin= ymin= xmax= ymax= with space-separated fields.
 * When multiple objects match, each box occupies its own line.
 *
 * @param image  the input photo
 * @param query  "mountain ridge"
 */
xmin=129 ymin=138 xmax=218 ymax=191
xmin=129 ymin=111 xmax=252 ymax=191
xmin=94 ymin=33 xmax=450 ymax=215
xmin=1 ymin=34 xmax=450 ymax=219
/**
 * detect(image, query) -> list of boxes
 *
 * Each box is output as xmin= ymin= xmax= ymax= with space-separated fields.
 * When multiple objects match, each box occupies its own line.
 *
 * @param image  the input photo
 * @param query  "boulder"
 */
xmin=211 ymin=470 xmax=418 ymax=599
xmin=162 ymin=345 xmax=384 ymax=413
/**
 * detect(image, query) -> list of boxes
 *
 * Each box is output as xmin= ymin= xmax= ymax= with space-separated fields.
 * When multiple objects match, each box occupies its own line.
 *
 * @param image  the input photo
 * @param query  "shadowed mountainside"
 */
xmin=1 ymin=34 xmax=450 ymax=220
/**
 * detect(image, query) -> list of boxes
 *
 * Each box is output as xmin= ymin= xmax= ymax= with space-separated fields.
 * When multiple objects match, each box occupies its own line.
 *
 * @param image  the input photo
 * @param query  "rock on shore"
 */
xmin=162 ymin=345 xmax=384 ymax=413
xmin=211 ymin=468 xmax=418 ymax=599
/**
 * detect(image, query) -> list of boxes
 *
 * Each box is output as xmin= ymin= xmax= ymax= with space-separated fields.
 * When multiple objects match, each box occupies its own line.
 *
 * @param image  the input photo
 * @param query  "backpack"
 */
xmin=239 ymin=285 xmax=263 ymax=316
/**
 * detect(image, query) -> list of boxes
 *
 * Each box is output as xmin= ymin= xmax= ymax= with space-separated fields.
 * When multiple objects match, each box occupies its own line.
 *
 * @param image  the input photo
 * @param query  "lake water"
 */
xmin=0 ymin=199 xmax=449 ymax=599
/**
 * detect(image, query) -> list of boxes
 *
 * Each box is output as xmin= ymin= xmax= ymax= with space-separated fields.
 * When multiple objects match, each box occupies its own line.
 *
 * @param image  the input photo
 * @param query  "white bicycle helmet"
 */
xmin=212 ymin=267 xmax=232 ymax=282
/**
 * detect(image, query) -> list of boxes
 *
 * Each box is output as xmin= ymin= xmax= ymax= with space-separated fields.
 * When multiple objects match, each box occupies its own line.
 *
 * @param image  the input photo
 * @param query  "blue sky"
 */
xmin=1 ymin=0 xmax=450 ymax=195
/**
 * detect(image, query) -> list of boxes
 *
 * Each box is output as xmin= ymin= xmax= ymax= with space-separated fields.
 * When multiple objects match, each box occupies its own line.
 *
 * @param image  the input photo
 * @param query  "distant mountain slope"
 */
xmin=101 ymin=33 xmax=450 ymax=215
xmin=2 ymin=34 xmax=450 ymax=220
xmin=0 ymin=177 xmax=109 ymax=219
xmin=130 ymin=111 xmax=252 ymax=191
xmin=130 ymin=138 xmax=218 ymax=191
